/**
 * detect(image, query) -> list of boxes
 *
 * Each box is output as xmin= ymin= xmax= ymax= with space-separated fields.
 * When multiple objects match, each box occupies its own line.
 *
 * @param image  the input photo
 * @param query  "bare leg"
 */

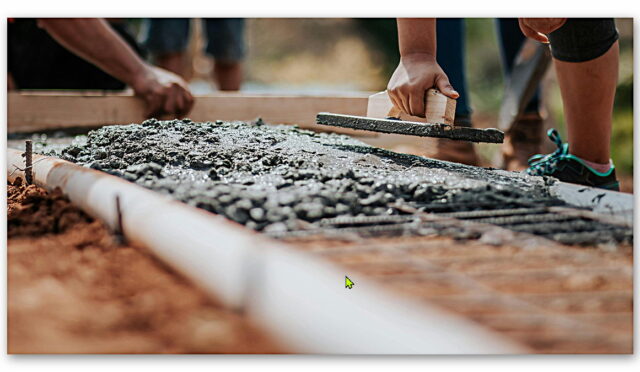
xmin=155 ymin=52 xmax=186 ymax=78
xmin=8 ymin=72 xmax=16 ymax=90
xmin=553 ymin=41 xmax=618 ymax=164
xmin=213 ymin=60 xmax=242 ymax=91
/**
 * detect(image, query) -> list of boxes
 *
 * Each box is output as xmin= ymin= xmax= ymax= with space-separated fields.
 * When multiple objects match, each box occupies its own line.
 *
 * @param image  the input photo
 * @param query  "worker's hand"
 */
xmin=387 ymin=53 xmax=458 ymax=118
xmin=518 ymin=18 xmax=567 ymax=44
xmin=131 ymin=65 xmax=194 ymax=118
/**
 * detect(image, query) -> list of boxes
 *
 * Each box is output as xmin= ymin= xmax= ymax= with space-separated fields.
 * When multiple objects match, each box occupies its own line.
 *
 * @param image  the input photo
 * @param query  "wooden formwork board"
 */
xmin=7 ymin=91 xmax=373 ymax=136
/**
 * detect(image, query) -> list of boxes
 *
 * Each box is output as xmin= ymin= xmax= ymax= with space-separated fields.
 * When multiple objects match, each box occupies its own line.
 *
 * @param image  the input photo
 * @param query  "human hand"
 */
xmin=387 ymin=53 xmax=458 ymax=117
xmin=518 ymin=18 xmax=567 ymax=43
xmin=132 ymin=65 xmax=194 ymax=118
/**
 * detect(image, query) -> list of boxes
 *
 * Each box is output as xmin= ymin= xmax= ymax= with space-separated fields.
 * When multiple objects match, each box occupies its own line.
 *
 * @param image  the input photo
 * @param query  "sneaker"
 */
xmin=501 ymin=113 xmax=544 ymax=171
xmin=430 ymin=115 xmax=480 ymax=166
xmin=526 ymin=129 xmax=620 ymax=191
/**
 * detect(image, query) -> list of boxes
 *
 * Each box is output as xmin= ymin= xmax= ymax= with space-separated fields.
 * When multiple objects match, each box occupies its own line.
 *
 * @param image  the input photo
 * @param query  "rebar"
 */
xmin=24 ymin=140 xmax=33 ymax=185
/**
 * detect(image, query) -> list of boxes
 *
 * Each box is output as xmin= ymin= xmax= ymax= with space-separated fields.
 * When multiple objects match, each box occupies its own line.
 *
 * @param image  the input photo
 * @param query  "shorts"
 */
xmin=547 ymin=18 xmax=618 ymax=62
xmin=144 ymin=18 xmax=245 ymax=62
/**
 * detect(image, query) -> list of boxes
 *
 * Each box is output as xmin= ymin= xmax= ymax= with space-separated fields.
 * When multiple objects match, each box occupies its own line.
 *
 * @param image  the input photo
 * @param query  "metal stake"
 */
xmin=24 ymin=140 xmax=33 ymax=185
xmin=115 ymin=195 xmax=126 ymax=245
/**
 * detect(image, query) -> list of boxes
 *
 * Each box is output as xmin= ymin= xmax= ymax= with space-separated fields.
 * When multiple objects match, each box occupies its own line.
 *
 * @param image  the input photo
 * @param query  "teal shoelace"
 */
xmin=526 ymin=129 xmax=569 ymax=176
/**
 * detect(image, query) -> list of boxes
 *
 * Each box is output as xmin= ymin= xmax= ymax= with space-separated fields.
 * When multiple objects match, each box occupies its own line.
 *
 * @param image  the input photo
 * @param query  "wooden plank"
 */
xmin=366 ymin=89 xmax=456 ymax=125
xmin=7 ymin=91 xmax=372 ymax=135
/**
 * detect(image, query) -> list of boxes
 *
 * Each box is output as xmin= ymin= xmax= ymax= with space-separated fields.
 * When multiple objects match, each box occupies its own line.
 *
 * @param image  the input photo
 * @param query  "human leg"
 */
xmin=549 ymin=19 xmax=618 ymax=164
xmin=144 ymin=18 xmax=191 ymax=77
xmin=204 ymin=18 xmax=245 ymax=91
xmin=526 ymin=19 xmax=619 ymax=190
xmin=432 ymin=18 xmax=479 ymax=166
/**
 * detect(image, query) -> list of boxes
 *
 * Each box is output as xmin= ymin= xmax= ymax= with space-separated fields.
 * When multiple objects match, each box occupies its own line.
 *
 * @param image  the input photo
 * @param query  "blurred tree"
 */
xmin=353 ymin=18 xmax=400 ymax=78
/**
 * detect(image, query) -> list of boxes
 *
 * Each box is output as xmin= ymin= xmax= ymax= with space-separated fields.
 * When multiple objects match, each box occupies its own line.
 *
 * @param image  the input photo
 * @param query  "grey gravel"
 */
xmin=50 ymin=118 xmax=629 ymax=245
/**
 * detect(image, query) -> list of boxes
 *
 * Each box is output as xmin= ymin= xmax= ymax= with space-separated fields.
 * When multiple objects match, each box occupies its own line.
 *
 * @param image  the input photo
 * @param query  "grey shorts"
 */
xmin=547 ymin=18 xmax=618 ymax=62
xmin=144 ymin=18 xmax=245 ymax=62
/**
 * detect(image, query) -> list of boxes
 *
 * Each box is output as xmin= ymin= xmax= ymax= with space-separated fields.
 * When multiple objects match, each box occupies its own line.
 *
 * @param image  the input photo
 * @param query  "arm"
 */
xmin=387 ymin=18 xmax=458 ymax=117
xmin=38 ymin=18 xmax=194 ymax=118
xmin=398 ymin=18 xmax=438 ymax=56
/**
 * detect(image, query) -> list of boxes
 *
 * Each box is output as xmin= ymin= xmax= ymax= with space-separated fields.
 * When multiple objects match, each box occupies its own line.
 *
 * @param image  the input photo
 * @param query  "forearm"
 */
xmin=38 ymin=18 xmax=147 ymax=87
xmin=397 ymin=18 xmax=437 ymax=57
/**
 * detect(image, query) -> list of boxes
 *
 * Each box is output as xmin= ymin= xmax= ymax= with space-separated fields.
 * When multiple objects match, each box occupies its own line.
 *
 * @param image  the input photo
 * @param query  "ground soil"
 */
xmin=7 ymin=180 xmax=282 ymax=354
xmin=289 ymin=233 xmax=633 ymax=353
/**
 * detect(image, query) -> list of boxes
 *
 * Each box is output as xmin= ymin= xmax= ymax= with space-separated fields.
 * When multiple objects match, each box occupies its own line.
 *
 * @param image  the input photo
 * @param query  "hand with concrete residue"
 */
xmin=388 ymin=54 xmax=458 ymax=118
xmin=387 ymin=18 xmax=459 ymax=118
xmin=518 ymin=18 xmax=567 ymax=43
xmin=132 ymin=66 xmax=194 ymax=119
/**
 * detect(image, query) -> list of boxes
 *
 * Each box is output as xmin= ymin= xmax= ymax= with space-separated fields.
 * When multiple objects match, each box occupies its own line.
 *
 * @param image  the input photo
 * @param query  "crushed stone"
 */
xmin=51 ymin=119 xmax=629 ymax=244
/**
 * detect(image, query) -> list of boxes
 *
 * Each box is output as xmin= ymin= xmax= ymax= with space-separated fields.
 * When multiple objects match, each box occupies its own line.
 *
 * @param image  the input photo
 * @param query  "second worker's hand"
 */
xmin=132 ymin=65 xmax=195 ymax=119
xmin=387 ymin=53 xmax=459 ymax=118
xmin=518 ymin=18 xmax=567 ymax=44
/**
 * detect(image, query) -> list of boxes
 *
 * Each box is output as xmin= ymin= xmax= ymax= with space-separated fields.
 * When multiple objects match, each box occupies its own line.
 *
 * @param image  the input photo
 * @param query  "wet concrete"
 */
xmin=45 ymin=118 xmax=628 ymax=244
xmin=316 ymin=113 xmax=504 ymax=143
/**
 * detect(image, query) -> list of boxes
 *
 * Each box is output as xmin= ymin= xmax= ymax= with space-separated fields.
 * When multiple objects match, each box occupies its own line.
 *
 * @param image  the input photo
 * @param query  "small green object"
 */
xmin=345 ymin=276 xmax=354 ymax=289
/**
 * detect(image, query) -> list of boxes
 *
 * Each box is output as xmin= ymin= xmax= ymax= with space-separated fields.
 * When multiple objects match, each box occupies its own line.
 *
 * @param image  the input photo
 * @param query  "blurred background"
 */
xmin=129 ymin=18 xmax=633 ymax=191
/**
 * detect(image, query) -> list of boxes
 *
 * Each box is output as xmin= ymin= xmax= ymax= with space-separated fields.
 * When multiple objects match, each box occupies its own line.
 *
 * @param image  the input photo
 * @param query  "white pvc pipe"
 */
xmin=7 ymin=149 xmax=523 ymax=354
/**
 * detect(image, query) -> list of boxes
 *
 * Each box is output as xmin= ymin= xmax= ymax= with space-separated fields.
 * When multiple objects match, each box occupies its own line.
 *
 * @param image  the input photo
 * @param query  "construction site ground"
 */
xmin=7 ymin=179 xmax=633 ymax=353
xmin=287 ymin=233 xmax=632 ymax=353
xmin=7 ymin=181 xmax=283 ymax=354
xmin=6 ymin=120 xmax=634 ymax=354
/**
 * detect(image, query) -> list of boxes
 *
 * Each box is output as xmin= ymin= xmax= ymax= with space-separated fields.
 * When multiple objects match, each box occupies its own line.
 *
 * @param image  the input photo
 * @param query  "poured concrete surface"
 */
xmin=36 ymin=119 xmax=629 ymax=246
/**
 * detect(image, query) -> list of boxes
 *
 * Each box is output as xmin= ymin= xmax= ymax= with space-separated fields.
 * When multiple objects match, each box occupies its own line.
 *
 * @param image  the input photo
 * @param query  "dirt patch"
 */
xmin=7 ymin=181 xmax=282 ymax=353
xmin=8 ymin=178 xmax=91 ymax=237
xmin=289 ymin=234 xmax=632 ymax=353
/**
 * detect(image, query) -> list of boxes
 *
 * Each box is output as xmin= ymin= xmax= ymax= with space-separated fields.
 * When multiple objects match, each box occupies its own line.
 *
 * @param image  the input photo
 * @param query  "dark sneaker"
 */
xmin=526 ymin=129 xmax=620 ymax=191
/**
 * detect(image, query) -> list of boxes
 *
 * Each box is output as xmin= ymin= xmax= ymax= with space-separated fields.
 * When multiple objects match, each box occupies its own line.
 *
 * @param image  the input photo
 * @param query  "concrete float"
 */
xmin=6 ymin=148 xmax=523 ymax=354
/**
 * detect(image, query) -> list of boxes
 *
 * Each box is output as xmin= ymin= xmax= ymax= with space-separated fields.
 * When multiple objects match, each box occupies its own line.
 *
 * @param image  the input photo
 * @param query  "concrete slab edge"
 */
xmin=550 ymin=182 xmax=633 ymax=225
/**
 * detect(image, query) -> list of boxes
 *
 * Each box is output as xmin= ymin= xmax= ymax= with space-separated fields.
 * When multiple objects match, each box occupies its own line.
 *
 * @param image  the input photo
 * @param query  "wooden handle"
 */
xmin=381 ymin=89 xmax=456 ymax=125
xmin=387 ymin=105 xmax=402 ymax=118
xmin=425 ymin=89 xmax=456 ymax=125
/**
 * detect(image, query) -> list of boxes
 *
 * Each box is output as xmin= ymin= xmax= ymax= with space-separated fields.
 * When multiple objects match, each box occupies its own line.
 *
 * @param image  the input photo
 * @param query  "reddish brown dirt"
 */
xmin=288 ymin=234 xmax=633 ymax=353
xmin=7 ymin=180 xmax=282 ymax=354
xmin=7 ymin=179 xmax=92 ymax=237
